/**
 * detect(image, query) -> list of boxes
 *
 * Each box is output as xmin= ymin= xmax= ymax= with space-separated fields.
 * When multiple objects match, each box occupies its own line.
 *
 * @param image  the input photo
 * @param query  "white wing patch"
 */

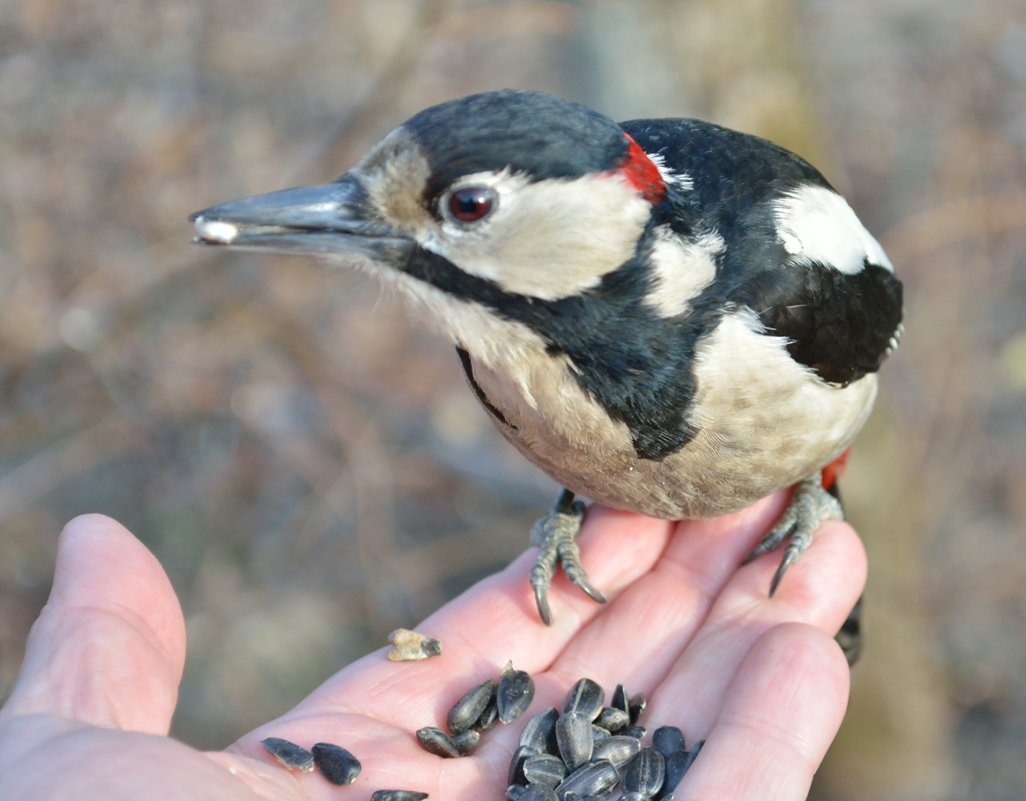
xmin=773 ymin=184 xmax=893 ymax=275
xmin=644 ymin=227 xmax=723 ymax=318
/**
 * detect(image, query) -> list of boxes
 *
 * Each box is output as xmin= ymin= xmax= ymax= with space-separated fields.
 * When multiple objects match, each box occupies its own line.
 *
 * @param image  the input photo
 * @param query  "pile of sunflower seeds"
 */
xmin=263 ymin=668 xmax=700 ymax=800
xmin=504 ymin=678 xmax=701 ymax=801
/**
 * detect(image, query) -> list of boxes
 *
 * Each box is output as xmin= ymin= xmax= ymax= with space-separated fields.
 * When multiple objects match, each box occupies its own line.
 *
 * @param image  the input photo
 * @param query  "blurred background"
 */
xmin=2 ymin=1 xmax=1024 ymax=798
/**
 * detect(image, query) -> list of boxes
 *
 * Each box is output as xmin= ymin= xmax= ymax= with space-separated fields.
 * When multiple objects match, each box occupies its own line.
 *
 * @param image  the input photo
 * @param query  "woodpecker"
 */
xmin=192 ymin=90 xmax=903 ymax=624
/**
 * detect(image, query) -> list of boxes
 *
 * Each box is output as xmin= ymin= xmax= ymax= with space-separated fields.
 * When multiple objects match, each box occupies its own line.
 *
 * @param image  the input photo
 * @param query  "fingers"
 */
xmin=2 ymin=515 xmax=187 ymax=734
xmin=646 ymin=520 xmax=865 ymax=737
xmin=282 ymin=506 xmax=674 ymax=731
xmin=550 ymin=492 xmax=792 ymax=689
xmin=677 ymin=624 xmax=851 ymax=801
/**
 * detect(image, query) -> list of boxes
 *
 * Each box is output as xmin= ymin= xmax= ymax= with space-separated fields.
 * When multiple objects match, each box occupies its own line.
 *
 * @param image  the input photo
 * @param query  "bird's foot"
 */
xmin=744 ymin=476 xmax=844 ymax=596
xmin=529 ymin=489 xmax=605 ymax=624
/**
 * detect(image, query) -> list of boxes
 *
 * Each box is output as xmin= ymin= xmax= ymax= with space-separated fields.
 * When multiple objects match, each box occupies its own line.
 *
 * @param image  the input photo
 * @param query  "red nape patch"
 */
xmin=615 ymin=134 xmax=666 ymax=204
xmin=821 ymin=448 xmax=852 ymax=491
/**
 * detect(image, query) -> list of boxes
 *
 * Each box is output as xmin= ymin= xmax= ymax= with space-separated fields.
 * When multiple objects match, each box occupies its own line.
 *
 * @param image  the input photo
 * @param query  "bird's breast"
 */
xmin=461 ymin=308 xmax=878 ymax=519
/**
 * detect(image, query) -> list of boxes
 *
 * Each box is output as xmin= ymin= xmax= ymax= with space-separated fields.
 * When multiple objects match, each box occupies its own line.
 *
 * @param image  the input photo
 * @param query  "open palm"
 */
xmin=0 ymin=492 xmax=863 ymax=800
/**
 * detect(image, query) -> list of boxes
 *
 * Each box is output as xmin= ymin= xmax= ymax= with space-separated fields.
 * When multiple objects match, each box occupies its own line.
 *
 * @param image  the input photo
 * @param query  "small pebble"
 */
xmin=260 ymin=737 xmax=314 ymax=773
xmin=311 ymin=742 xmax=362 ymax=786
xmin=387 ymin=628 xmax=442 ymax=661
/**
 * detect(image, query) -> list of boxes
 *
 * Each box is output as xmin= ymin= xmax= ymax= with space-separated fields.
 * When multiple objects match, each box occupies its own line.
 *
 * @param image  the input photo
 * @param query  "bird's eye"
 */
xmin=444 ymin=186 xmax=497 ymax=224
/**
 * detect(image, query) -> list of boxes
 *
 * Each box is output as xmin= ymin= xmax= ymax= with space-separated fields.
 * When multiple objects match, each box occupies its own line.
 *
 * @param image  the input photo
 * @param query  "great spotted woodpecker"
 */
xmin=192 ymin=90 xmax=903 ymax=625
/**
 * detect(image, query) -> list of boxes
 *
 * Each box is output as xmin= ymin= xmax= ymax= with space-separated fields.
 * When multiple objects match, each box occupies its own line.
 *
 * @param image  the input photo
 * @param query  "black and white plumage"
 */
xmin=191 ymin=90 xmax=903 ymax=624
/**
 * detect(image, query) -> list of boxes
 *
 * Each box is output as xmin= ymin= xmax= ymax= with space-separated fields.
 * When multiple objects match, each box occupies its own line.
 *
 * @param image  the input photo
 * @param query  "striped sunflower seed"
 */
xmin=555 ymin=711 xmax=593 ymax=770
xmin=260 ymin=737 xmax=314 ymax=773
xmin=522 ymin=753 xmax=567 ymax=787
xmin=562 ymin=678 xmax=605 ymax=721
xmin=623 ymin=747 xmax=665 ymax=797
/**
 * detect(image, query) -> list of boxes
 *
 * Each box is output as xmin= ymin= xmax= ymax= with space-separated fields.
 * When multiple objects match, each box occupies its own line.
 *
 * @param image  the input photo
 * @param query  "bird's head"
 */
xmin=191 ymin=91 xmax=669 ymax=310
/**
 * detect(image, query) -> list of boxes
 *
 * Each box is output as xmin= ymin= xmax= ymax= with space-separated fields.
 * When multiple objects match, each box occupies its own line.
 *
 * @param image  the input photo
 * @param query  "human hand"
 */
xmin=0 ymin=492 xmax=864 ymax=800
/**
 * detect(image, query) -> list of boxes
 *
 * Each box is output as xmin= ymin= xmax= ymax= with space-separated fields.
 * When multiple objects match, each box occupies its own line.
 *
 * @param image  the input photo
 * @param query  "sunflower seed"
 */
xmin=416 ymin=726 xmax=459 ymax=758
xmin=556 ymin=760 xmax=619 ymax=799
xmin=555 ymin=711 xmax=594 ymax=770
xmin=371 ymin=791 xmax=429 ymax=801
xmin=628 ymin=694 xmax=647 ymax=725
xmin=520 ymin=707 xmax=560 ymax=753
xmin=658 ymin=750 xmax=695 ymax=798
xmin=452 ymin=728 xmax=481 ymax=756
xmin=594 ymin=706 xmax=630 ymax=733
xmin=448 ymin=678 xmax=497 ymax=734
xmin=521 ymin=785 xmax=559 ymax=801
xmin=386 ymin=628 xmax=442 ymax=662
xmin=620 ymin=793 xmax=650 ymax=801
xmin=651 ymin=726 xmax=686 ymax=759
xmin=260 ymin=737 xmax=314 ymax=772
xmin=591 ymin=734 xmax=641 ymax=768
xmin=623 ymin=725 xmax=647 ymax=740
xmin=509 ymin=745 xmax=536 ymax=785
xmin=508 ymin=785 xmax=529 ymax=801
xmin=563 ymin=678 xmax=605 ymax=721
xmin=590 ymin=724 xmax=610 ymax=743
xmin=623 ymin=748 xmax=665 ymax=797
xmin=611 ymin=684 xmax=630 ymax=716
xmin=498 ymin=663 xmax=536 ymax=724
xmin=523 ymin=753 xmax=567 ymax=787
xmin=476 ymin=697 xmax=500 ymax=731
xmin=311 ymin=742 xmax=361 ymax=786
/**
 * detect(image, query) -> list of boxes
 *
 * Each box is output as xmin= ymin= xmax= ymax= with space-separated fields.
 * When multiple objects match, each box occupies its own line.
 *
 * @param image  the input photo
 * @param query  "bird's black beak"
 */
xmin=190 ymin=174 xmax=413 ymax=263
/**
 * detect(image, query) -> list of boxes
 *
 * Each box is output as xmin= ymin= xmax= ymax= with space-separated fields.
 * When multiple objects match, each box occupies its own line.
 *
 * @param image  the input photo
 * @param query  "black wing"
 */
xmin=622 ymin=117 xmax=903 ymax=384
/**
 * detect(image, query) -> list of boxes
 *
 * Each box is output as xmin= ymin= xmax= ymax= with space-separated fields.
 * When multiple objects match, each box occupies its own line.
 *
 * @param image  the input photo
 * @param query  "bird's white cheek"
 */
xmin=424 ymin=175 xmax=652 ymax=300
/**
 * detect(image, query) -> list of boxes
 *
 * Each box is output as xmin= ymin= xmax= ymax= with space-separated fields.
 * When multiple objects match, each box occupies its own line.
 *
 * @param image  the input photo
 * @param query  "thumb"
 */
xmin=2 ymin=515 xmax=187 ymax=735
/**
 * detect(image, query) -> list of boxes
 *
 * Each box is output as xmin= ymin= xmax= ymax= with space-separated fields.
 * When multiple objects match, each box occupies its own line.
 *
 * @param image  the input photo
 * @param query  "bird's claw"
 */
xmin=746 ymin=476 xmax=844 ymax=596
xmin=529 ymin=491 xmax=604 ymax=624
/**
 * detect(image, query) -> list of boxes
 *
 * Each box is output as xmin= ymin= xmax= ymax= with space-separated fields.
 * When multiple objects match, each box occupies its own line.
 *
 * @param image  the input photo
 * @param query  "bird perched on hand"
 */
xmin=192 ymin=90 xmax=902 ymax=625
